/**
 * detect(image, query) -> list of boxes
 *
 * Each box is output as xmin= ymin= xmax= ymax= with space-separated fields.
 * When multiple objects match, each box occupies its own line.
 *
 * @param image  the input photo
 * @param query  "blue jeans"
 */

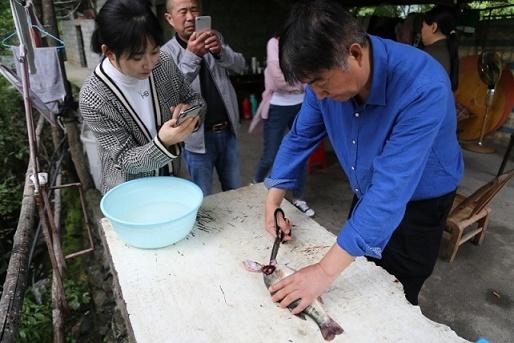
xmin=254 ymin=103 xmax=306 ymax=199
xmin=183 ymin=129 xmax=241 ymax=195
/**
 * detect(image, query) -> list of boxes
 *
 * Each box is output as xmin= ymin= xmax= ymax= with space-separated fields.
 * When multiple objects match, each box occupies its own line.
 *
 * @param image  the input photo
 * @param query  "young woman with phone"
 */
xmin=79 ymin=0 xmax=204 ymax=194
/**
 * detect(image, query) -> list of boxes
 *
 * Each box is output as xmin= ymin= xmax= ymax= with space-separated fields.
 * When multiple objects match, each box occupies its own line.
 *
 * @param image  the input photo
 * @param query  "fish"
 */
xmin=243 ymin=259 xmax=344 ymax=341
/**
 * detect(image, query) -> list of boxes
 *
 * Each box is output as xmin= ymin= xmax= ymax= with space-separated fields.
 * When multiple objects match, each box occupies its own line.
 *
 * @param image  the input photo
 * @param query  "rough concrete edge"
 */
xmin=85 ymin=190 xmax=134 ymax=342
xmin=97 ymin=217 xmax=136 ymax=343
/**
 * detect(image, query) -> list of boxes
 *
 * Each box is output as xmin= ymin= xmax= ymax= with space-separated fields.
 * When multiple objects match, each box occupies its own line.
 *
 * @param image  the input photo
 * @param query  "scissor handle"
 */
xmin=274 ymin=207 xmax=286 ymax=241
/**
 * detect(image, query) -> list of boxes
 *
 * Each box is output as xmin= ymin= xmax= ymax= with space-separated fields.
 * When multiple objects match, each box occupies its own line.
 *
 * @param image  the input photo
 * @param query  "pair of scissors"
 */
xmin=263 ymin=208 xmax=289 ymax=275
xmin=269 ymin=207 xmax=288 ymax=265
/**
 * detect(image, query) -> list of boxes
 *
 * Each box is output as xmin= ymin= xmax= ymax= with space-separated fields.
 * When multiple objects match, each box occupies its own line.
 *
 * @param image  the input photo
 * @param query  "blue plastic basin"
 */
xmin=100 ymin=177 xmax=203 ymax=249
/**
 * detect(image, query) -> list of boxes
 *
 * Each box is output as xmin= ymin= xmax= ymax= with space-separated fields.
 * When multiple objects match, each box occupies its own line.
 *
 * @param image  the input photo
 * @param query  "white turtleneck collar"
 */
xmin=102 ymin=57 xmax=141 ymax=87
xmin=101 ymin=57 xmax=157 ymax=137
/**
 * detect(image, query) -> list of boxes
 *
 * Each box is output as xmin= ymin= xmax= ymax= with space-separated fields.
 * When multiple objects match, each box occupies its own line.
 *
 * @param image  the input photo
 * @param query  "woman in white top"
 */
xmin=79 ymin=0 xmax=204 ymax=193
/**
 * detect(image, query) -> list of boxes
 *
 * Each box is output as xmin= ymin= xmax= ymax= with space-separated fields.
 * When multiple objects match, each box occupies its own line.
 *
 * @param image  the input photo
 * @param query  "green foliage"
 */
xmin=18 ymin=286 xmax=52 ymax=343
xmin=468 ymin=1 xmax=514 ymax=19
xmin=0 ymin=78 xmax=28 ymax=214
xmin=469 ymin=1 xmax=514 ymax=10
xmin=18 ymin=279 xmax=91 ymax=342
xmin=0 ymin=75 xmax=28 ymax=280
xmin=354 ymin=5 xmax=432 ymax=18
xmin=65 ymin=279 xmax=91 ymax=311
xmin=62 ymin=187 xmax=86 ymax=259
xmin=0 ymin=176 xmax=23 ymax=213
xmin=0 ymin=1 xmax=14 ymax=56
xmin=17 ymin=175 xmax=94 ymax=341
xmin=0 ymin=2 xmax=14 ymax=36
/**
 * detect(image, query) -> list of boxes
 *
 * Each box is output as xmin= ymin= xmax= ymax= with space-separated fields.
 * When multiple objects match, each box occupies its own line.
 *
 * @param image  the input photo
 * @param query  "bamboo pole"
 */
xmin=52 ymin=172 xmax=64 ymax=343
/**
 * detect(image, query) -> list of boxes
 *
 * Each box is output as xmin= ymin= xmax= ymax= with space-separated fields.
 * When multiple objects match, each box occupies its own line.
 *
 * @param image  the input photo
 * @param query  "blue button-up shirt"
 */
xmin=265 ymin=35 xmax=464 ymax=258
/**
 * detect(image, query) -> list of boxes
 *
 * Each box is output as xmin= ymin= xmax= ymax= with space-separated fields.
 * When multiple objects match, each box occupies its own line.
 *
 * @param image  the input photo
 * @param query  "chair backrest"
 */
xmin=451 ymin=169 xmax=514 ymax=219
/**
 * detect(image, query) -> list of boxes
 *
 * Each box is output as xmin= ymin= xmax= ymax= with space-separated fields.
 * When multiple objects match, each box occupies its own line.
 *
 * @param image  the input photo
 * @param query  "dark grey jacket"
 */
xmin=79 ymin=51 xmax=205 ymax=193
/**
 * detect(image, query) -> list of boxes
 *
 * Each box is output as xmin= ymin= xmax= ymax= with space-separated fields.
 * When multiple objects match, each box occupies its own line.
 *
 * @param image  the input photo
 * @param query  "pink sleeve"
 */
xmin=266 ymin=38 xmax=303 ymax=93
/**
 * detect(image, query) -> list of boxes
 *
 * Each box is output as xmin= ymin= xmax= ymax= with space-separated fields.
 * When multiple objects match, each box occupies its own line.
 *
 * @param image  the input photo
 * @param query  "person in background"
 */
xmin=421 ymin=5 xmax=459 ymax=91
xmin=395 ymin=13 xmax=421 ymax=46
xmin=250 ymin=36 xmax=315 ymax=217
xmin=79 ymin=0 xmax=203 ymax=194
xmin=263 ymin=0 xmax=463 ymax=310
xmin=162 ymin=0 xmax=246 ymax=195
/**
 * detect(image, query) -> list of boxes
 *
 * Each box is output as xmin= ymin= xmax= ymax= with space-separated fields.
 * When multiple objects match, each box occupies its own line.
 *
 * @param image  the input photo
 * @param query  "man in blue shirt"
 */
xmin=265 ymin=0 xmax=464 ymax=310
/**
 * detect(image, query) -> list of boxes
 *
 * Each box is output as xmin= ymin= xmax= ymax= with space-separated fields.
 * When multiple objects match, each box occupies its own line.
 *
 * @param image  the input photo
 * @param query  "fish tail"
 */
xmin=319 ymin=317 xmax=344 ymax=341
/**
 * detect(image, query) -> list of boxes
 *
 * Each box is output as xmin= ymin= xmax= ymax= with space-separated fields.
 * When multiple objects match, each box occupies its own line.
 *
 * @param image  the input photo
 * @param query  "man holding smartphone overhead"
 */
xmin=163 ymin=0 xmax=247 ymax=195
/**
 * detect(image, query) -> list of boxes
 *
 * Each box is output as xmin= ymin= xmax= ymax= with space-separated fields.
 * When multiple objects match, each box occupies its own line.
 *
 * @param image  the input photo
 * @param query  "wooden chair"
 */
xmin=443 ymin=169 xmax=514 ymax=262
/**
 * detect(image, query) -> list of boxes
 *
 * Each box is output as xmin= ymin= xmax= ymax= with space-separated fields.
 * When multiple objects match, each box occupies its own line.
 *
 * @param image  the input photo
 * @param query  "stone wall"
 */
xmin=78 ymin=19 xmax=101 ymax=69
xmin=61 ymin=20 xmax=81 ymax=66
xmin=61 ymin=19 xmax=100 ymax=71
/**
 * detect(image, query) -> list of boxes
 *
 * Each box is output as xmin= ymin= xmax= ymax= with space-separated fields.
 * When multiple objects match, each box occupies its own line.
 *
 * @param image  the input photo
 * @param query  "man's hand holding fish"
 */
xmin=264 ymin=188 xmax=356 ymax=314
xmin=268 ymin=242 xmax=354 ymax=313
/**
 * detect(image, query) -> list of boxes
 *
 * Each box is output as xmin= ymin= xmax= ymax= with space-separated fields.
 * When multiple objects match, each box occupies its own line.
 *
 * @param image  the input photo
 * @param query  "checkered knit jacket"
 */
xmin=79 ymin=51 xmax=205 ymax=194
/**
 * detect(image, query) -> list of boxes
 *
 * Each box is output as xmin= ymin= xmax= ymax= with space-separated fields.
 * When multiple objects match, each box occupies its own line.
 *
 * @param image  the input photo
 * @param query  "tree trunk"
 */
xmin=0 ymin=171 xmax=36 ymax=343
xmin=0 ymin=117 xmax=45 ymax=342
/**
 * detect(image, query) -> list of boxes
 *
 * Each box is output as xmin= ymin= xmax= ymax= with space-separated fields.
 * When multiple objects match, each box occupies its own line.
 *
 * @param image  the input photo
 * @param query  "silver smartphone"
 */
xmin=175 ymin=105 xmax=202 ymax=126
xmin=195 ymin=16 xmax=211 ymax=33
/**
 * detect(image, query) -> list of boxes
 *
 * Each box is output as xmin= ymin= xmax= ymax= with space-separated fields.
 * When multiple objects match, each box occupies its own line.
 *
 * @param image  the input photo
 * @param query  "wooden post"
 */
xmin=64 ymin=117 xmax=95 ymax=190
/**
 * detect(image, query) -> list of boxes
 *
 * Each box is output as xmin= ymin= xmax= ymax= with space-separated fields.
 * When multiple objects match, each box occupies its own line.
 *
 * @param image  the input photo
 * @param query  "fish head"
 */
xmin=243 ymin=260 xmax=295 ymax=290
xmin=263 ymin=262 xmax=290 ymax=289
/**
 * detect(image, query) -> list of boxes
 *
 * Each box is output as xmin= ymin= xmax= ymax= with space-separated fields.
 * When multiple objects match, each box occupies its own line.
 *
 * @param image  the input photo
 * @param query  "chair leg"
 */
xmin=447 ymin=223 xmax=463 ymax=263
xmin=497 ymin=133 xmax=513 ymax=177
xmin=472 ymin=208 xmax=491 ymax=245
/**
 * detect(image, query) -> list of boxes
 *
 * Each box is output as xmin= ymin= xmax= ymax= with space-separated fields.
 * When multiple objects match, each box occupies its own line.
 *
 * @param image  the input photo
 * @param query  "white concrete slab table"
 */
xmin=100 ymin=184 xmax=469 ymax=343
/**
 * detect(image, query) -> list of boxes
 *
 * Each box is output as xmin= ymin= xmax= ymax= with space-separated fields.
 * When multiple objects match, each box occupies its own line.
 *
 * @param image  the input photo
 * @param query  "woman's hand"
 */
xmin=158 ymin=104 xmax=199 ymax=147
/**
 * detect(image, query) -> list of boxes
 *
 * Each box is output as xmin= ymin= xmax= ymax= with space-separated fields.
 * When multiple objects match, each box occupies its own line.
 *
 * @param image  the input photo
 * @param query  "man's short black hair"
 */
xmin=279 ymin=0 xmax=367 ymax=84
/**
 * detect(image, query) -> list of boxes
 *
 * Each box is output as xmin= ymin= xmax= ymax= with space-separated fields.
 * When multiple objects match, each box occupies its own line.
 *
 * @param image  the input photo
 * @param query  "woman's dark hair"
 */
xmin=279 ymin=0 xmax=367 ymax=84
xmin=91 ymin=0 xmax=164 ymax=59
xmin=424 ymin=5 xmax=459 ymax=90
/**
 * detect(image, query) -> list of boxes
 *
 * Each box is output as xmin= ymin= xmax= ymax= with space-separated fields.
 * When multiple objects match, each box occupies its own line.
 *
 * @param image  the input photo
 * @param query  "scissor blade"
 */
xmin=269 ymin=237 xmax=281 ymax=264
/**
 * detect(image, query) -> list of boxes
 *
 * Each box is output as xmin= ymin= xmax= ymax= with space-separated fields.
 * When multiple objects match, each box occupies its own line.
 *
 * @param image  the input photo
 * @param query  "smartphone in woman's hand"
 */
xmin=174 ymin=105 xmax=202 ymax=126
